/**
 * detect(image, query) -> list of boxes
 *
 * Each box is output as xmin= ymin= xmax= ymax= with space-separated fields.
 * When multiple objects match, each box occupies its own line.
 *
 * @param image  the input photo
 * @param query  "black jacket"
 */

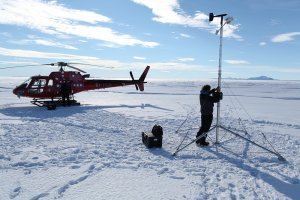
xmin=61 ymin=82 xmax=71 ymax=96
xmin=200 ymin=88 xmax=222 ymax=115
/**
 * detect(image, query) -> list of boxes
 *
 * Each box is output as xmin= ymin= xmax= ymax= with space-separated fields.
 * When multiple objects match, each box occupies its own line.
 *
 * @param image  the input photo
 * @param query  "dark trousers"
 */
xmin=62 ymin=94 xmax=70 ymax=106
xmin=196 ymin=114 xmax=213 ymax=143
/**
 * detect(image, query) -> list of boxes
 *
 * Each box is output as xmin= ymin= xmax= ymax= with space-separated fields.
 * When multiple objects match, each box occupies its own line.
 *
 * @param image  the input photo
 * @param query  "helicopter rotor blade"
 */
xmin=42 ymin=62 xmax=86 ymax=73
xmin=0 ymin=61 xmax=113 ymax=72
xmin=43 ymin=62 xmax=67 ymax=67
xmin=43 ymin=63 xmax=56 ymax=66
xmin=130 ymin=71 xmax=139 ymax=90
xmin=67 ymin=65 xmax=86 ymax=73
xmin=0 ymin=64 xmax=42 ymax=70
xmin=69 ymin=63 xmax=114 ymax=69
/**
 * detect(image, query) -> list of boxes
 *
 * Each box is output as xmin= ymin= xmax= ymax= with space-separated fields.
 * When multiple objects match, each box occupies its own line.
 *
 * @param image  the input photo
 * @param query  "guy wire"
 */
xmin=221 ymin=80 xmax=280 ymax=154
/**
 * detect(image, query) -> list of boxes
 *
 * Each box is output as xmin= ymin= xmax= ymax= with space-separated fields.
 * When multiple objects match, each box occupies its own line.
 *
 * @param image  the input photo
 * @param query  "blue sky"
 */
xmin=0 ymin=0 xmax=299 ymax=80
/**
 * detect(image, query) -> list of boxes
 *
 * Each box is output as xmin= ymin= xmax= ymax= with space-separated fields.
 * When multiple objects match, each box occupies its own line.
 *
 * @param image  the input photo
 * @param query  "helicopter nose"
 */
xmin=13 ymin=87 xmax=17 ymax=95
xmin=13 ymin=87 xmax=24 ymax=97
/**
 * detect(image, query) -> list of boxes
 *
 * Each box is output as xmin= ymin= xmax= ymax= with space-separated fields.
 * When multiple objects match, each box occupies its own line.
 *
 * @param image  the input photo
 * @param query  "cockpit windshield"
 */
xmin=19 ymin=78 xmax=31 ymax=88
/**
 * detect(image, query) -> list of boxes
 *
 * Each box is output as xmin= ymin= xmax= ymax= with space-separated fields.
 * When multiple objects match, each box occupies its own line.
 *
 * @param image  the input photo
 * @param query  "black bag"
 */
xmin=142 ymin=132 xmax=162 ymax=148
xmin=213 ymin=91 xmax=223 ymax=102
xmin=151 ymin=125 xmax=163 ymax=137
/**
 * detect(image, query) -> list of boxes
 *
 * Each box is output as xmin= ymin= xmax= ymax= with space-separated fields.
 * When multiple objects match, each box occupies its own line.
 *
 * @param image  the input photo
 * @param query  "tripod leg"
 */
xmin=219 ymin=125 xmax=286 ymax=161
xmin=172 ymin=126 xmax=216 ymax=156
xmin=174 ymin=130 xmax=190 ymax=152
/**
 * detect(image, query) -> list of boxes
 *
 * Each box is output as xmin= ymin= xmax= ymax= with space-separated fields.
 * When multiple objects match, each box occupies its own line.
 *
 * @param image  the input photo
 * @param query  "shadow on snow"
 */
xmin=0 ymin=103 xmax=173 ymax=119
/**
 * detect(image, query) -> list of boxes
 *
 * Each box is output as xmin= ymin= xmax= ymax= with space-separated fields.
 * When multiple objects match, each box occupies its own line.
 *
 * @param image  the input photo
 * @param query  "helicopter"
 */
xmin=10 ymin=62 xmax=150 ymax=110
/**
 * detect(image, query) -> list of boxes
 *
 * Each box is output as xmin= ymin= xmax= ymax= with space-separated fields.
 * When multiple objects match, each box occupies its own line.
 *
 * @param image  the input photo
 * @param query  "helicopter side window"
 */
xmin=48 ymin=79 xmax=53 ymax=86
xmin=29 ymin=79 xmax=47 ymax=94
xmin=32 ymin=79 xmax=46 ymax=88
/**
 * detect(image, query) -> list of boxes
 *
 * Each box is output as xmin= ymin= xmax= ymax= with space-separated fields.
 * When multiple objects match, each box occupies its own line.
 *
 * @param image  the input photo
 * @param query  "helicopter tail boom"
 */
xmin=83 ymin=66 xmax=150 ymax=91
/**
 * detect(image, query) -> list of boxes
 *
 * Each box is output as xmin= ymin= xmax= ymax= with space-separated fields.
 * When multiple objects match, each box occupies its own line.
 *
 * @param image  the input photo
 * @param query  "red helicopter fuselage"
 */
xmin=13 ymin=66 xmax=150 ymax=100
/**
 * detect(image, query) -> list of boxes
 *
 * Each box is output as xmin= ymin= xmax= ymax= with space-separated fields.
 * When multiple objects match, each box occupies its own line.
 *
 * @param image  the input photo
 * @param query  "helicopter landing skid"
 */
xmin=31 ymin=98 xmax=80 ymax=110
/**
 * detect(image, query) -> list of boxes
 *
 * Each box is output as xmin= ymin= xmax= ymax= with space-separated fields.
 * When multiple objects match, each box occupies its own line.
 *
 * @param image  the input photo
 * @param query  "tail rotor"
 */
xmin=129 ymin=66 xmax=150 ymax=91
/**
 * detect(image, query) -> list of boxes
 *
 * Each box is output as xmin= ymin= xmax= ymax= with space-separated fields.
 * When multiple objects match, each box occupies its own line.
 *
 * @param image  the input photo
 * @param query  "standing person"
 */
xmin=61 ymin=81 xmax=71 ymax=106
xmin=196 ymin=84 xmax=222 ymax=146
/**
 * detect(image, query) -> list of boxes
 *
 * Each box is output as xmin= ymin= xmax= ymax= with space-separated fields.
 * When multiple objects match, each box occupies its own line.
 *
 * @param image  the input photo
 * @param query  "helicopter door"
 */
xmin=28 ymin=79 xmax=47 ymax=94
xmin=46 ymin=79 xmax=55 ymax=95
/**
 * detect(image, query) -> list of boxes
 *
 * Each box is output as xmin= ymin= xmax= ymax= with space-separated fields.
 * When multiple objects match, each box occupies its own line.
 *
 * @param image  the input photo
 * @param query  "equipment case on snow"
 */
xmin=142 ymin=125 xmax=163 ymax=148
xmin=142 ymin=132 xmax=162 ymax=148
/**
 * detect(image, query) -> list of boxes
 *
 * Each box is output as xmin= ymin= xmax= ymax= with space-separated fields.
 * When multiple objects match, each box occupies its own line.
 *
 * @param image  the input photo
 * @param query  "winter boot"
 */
xmin=199 ymin=141 xmax=209 ymax=146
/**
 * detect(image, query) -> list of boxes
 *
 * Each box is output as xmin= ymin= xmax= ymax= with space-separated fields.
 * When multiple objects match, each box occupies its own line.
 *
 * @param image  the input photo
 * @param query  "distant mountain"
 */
xmin=221 ymin=76 xmax=275 ymax=80
xmin=247 ymin=76 xmax=274 ymax=80
xmin=222 ymin=77 xmax=243 ymax=80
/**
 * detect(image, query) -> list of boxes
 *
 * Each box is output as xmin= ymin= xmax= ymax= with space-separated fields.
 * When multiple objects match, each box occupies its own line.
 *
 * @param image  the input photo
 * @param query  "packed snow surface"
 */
xmin=0 ymin=77 xmax=300 ymax=200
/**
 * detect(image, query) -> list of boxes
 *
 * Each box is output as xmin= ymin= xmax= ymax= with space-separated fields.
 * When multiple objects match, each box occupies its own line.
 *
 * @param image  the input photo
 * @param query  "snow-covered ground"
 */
xmin=0 ymin=77 xmax=299 ymax=200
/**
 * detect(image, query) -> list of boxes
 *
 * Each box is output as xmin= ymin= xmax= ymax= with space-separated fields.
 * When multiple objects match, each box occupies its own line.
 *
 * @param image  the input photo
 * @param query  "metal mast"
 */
xmin=216 ymin=15 xmax=224 ymax=143
xmin=209 ymin=13 xmax=228 ymax=143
